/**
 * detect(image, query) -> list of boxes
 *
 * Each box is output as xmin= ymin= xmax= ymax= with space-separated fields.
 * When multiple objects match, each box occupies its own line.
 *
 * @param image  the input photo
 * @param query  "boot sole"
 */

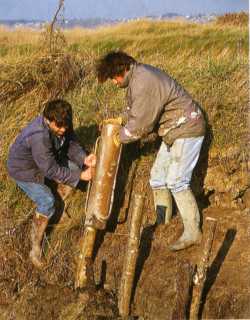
xmin=168 ymin=238 xmax=202 ymax=252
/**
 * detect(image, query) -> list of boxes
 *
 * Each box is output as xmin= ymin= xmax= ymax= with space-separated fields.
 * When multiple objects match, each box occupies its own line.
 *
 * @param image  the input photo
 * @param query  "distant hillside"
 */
xmin=0 ymin=0 xmax=248 ymax=20
xmin=0 ymin=12 xmax=217 ymax=29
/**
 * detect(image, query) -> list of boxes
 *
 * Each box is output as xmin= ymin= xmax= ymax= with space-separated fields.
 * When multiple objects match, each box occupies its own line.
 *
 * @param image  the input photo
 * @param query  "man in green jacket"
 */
xmin=96 ymin=51 xmax=206 ymax=251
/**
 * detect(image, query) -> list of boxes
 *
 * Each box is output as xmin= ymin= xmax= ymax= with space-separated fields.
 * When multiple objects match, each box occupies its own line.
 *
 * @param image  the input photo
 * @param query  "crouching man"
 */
xmin=7 ymin=99 xmax=96 ymax=268
xmin=96 ymin=51 xmax=206 ymax=251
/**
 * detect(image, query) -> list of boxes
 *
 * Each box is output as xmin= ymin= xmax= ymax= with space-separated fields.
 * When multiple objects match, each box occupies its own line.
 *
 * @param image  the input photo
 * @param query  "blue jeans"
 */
xmin=15 ymin=180 xmax=55 ymax=218
xmin=150 ymin=137 xmax=204 ymax=193
xmin=15 ymin=160 xmax=80 ymax=218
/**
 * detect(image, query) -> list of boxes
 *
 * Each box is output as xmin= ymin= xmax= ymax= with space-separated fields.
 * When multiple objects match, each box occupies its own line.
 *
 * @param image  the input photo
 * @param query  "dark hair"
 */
xmin=96 ymin=51 xmax=137 ymax=83
xmin=43 ymin=99 xmax=73 ymax=128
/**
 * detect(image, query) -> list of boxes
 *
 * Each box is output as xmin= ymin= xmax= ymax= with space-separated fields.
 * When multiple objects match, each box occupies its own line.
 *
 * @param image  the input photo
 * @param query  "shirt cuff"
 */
xmin=120 ymin=127 xmax=140 ymax=144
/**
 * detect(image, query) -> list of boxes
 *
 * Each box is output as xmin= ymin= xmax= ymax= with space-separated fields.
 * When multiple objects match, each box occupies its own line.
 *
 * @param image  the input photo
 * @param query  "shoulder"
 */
xmin=136 ymin=63 xmax=170 ymax=81
xmin=130 ymin=63 xmax=169 ymax=92
xmin=134 ymin=63 xmax=168 ymax=78
xmin=26 ymin=116 xmax=50 ymax=144
xmin=130 ymin=64 xmax=153 ymax=90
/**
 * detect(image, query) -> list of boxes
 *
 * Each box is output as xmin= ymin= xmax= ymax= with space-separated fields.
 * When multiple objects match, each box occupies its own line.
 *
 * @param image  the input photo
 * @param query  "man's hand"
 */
xmin=103 ymin=117 xmax=123 ymax=125
xmin=80 ymin=167 xmax=92 ymax=181
xmin=113 ymin=132 xmax=121 ymax=147
xmin=99 ymin=117 xmax=123 ymax=132
xmin=84 ymin=153 xmax=96 ymax=168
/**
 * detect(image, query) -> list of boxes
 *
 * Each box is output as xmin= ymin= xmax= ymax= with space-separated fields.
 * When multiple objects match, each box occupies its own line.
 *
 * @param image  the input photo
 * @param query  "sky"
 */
xmin=0 ymin=0 xmax=248 ymax=20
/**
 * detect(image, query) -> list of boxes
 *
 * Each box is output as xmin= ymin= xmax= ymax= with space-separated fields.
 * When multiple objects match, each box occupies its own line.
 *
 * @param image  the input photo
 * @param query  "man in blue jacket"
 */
xmin=7 ymin=99 xmax=96 ymax=268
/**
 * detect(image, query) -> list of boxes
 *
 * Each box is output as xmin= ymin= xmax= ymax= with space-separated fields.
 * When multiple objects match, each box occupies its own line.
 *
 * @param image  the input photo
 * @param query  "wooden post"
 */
xmin=172 ymin=260 xmax=194 ymax=320
xmin=118 ymin=159 xmax=138 ymax=224
xmin=118 ymin=194 xmax=144 ymax=317
xmin=75 ymin=226 xmax=97 ymax=289
xmin=190 ymin=217 xmax=217 ymax=320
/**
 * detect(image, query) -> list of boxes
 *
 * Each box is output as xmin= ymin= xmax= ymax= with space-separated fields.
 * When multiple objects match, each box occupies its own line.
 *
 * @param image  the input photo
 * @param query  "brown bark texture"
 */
xmin=172 ymin=260 xmax=194 ymax=320
xmin=190 ymin=217 xmax=217 ymax=320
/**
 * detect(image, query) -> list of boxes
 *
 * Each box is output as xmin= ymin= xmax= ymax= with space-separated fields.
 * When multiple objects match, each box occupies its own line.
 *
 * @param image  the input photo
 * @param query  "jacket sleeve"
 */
xmin=67 ymin=132 xmax=87 ymax=169
xmin=120 ymin=79 xmax=163 ymax=144
xmin=29 ymin=133 xmax=81 ymax=187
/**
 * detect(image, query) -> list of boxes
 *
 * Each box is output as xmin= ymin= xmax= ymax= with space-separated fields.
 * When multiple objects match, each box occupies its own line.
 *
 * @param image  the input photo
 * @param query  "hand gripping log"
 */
xmin=75 ymin=122 xmax=122 ymax=289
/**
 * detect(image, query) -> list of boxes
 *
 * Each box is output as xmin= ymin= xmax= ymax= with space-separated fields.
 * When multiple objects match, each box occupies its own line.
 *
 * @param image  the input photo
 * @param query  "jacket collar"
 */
xmin=119 ymin=63 xmax=136 ymax=88
xmin=42 ymin=116 xmax=65 ymax=142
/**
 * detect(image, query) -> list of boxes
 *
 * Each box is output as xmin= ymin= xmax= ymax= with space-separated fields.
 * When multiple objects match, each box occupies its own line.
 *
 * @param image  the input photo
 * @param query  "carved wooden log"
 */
xmin=75 ymin=122 xmax=122 ymax=289
xmin=190 ymin=217 xmax=217 ymax=320
xmin=119 ymin=194 xmax=144 ymax=317
xmin=85 ymin=122 xmax=122 ymax=229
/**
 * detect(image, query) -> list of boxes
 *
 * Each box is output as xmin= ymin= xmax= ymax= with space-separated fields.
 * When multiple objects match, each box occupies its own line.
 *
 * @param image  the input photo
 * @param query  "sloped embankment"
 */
xmin=0 ymin=15 xmax=249 ymax=319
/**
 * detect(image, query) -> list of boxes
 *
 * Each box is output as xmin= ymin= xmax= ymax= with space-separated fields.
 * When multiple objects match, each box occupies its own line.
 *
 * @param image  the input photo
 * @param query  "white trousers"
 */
xmin=150 ymin=137 xmax=204 ymax=193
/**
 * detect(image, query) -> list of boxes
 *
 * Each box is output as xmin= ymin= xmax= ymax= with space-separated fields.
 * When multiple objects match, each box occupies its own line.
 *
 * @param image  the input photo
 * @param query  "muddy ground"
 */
xmin=0 ymin=143 xmax=249 ymax=319
xmin=1 ymin=203 xmax=250 ymax=319
xmin=95 ymin=207 xmax=250 ymax=319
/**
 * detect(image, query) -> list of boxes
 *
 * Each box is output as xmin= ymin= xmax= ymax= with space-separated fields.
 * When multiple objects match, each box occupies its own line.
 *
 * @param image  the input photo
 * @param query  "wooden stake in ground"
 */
xmin=75 ymin=226 xmax=97 ymax=289
xmin=190 ymin=217 xmax=217 ymax=320
xmin=118 ymin=159 xmax=138 ymax=224
xmin=118 ymin=194 xmax=144 ymax=317
xmin=172 ymin=260 xmax=194 ymax=320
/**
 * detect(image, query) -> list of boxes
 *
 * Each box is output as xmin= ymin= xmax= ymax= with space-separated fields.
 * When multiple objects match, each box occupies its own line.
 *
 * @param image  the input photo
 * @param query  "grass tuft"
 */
xmin=216 ymin=12 xmax=249 ymax=26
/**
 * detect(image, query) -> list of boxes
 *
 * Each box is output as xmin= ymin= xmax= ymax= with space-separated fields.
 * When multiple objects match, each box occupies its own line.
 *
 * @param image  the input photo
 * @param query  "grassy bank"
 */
xmin=0 ymin=14 xmax=249 ymax=319
xmin=0 ymin=16 xmax=248 ymax=222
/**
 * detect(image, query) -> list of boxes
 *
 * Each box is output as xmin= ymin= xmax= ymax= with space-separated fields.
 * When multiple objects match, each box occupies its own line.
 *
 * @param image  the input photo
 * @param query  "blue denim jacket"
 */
xmin=7 ymin=116 xmax=86 ymax=187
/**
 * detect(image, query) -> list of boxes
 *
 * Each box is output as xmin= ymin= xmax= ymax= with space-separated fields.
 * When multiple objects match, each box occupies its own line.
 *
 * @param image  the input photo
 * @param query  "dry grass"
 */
xmin=0 ymin=53 xmax=85 ymax=105
xmin=0 ymin=18 xmax=248 ymax=318
xmin=0 ymin=17 xmax=248 ymax=219
xmin=0 ymin=26 xmax=86 ymax=105
xmin=216 ymin=12 xmax=249 ymax=26
xmin=0 ymin=26 xmax=42 ymax=45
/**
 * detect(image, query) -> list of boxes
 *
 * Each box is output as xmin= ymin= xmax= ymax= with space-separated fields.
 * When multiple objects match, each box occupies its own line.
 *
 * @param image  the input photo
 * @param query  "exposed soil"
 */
xmin=92 ymin=205 xmax=250 ymax=319
xmin=1 ymin=203 xmax=250 ymax=319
